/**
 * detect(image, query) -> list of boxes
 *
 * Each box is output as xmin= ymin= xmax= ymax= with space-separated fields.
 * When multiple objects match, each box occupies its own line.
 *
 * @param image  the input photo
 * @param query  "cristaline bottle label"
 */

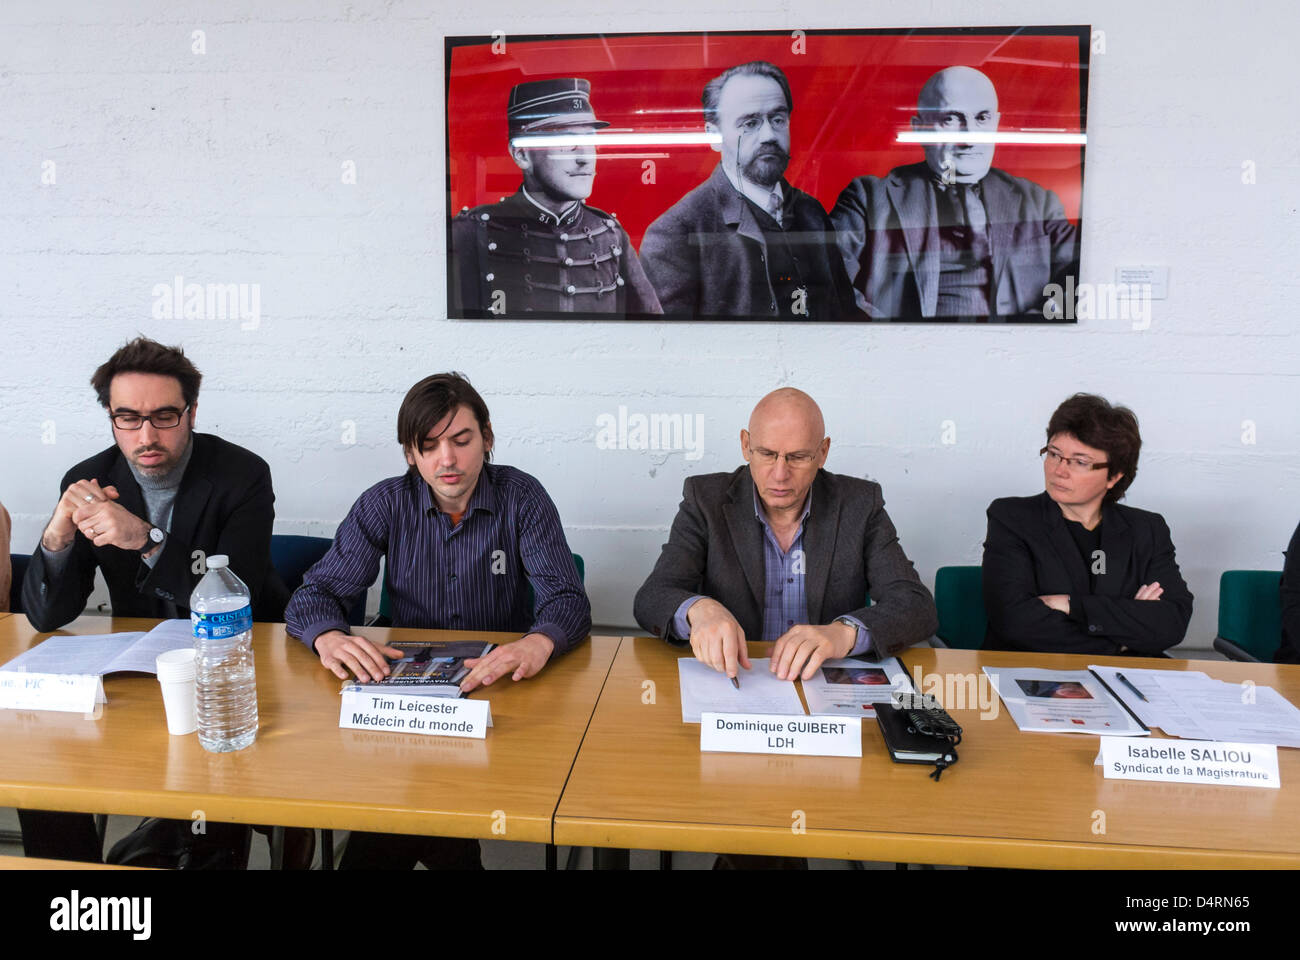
xmin=192 ymin=606 xmax=253 ymax=640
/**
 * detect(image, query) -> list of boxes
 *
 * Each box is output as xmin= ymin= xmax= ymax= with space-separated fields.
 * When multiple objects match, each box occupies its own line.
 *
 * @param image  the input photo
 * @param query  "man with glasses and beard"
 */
xmin=19 ymin=336 xmax=292 ymax=865
xmin=640 ymin=61 xmax=855 ymax=320
xmin=24 ymin=337 xmax=286 ymax=630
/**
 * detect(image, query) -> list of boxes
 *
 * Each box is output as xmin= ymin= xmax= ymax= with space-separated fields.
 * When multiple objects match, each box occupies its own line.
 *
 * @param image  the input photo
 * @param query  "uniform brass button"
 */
xmin=566 ymin=285 xmax=577 ymax=295
xmin=560 ymin=232 xmax=569 ymax=241
xmin=612 ymin=246 xmax=622 ymax=255
xmin=485 ymin=273 xmax=494 ymax=282
xmin=480 ymin=213 xmax=490 ymax=221
xmin=488 ymin=242 xmax=497 ymax=251
xmin=616 ymin=275 xmax=624 ymax=286
xmin=564 ymin=257 xmax=574 ymax=266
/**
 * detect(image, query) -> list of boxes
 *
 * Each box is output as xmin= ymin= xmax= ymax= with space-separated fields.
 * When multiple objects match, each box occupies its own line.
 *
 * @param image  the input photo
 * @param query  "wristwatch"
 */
xmin=139 ymin=526 xmax=165 ymax=555
xmin=834 ymin=616 xmax=863 ymax=655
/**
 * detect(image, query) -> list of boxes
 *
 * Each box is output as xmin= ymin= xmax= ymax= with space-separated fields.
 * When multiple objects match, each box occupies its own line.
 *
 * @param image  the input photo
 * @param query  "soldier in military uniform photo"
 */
xmin=448 ymin=77 xmax=662 ymax=318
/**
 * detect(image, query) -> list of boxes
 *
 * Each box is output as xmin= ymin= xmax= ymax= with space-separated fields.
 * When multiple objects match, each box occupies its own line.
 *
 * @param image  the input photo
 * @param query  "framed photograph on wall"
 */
xmin=445 ymin=26 xmax=1089 ymax=323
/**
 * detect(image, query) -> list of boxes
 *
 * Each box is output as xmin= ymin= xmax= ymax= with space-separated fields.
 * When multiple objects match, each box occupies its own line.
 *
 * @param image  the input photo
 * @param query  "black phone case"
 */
xmin=876 ymin=706 xmax=960 ymax=765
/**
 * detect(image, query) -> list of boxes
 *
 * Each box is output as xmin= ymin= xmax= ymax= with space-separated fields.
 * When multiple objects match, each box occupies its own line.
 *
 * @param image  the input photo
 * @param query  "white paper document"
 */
xmin=0 ymin=619 xmax=194 ymax=677
xmin=983 ymin=666 xmax=1148 ymax=736
xmin=1163 ymin=679 xmax=1300 ymax=748
xmin=677 ymin=658 xmax=806 ymax=723
xmin=801 ymin=656 xmax=912 ymax=717
xmin=1087 ymin=665 xmax=1216 ymax=739
xmin=1084 ymin=666 xmax=1300 ymax=748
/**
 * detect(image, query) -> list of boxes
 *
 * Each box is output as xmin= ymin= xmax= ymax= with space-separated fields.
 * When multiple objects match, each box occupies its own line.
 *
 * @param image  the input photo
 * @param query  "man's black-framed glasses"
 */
xmin=109 ymin=404 xmax=190 ymax=430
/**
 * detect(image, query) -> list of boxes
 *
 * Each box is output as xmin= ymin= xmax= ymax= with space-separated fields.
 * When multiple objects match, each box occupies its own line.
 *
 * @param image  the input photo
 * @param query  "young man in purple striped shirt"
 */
xmin=285 ymin=373 xmax=590 ymax=869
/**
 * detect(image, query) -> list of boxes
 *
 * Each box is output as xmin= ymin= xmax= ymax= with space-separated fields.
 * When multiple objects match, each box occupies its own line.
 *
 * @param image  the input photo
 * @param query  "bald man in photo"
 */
xmin=829 ymin=65 xmax=1079 ymax=320
xmin=634 ymin=389 xmax=937 ymax=682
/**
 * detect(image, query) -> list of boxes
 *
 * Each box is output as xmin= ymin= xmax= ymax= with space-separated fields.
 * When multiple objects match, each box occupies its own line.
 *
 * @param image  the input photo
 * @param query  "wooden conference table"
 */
xmin=555 ymin=640 xmax=1300 ymax=869
xmin=0 ymin=616 xmax=619 ymax=851
xmin=5 ymin=616 xmax=1300 ymax=868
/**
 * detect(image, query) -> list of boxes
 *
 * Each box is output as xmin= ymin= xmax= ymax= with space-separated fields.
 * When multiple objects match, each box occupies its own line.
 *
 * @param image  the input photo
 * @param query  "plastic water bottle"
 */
xmin=190 ymin=555 xmax=258 ymax=752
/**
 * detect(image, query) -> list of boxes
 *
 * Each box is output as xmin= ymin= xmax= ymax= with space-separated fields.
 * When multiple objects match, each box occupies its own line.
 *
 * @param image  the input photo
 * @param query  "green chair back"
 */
xmin=1217 ymin=570 xmax=1283 ymax=662
xmin=934 ymin=565 xmax=986 ymax=650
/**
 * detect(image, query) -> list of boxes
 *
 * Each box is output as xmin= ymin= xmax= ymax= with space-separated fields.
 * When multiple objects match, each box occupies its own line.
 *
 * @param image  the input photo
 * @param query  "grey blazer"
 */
xmin=829 ymin=162 xmax=1078 ymax=319
xmin=633 ymin=467 xmax=937 ymax=659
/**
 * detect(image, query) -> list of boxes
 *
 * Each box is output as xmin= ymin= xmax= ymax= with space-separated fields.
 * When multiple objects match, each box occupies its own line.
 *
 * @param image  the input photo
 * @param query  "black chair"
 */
xmin=8 ymin=553 xmax=29 ymax=615
xmin=270 ymin=535 xmax=365 ymax=626
xmin=269 ymin=535 xmax=366 ymax=870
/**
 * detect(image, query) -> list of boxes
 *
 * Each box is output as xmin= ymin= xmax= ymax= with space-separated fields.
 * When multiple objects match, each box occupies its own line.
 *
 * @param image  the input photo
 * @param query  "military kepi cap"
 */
xmin=507 ymin=77 xmax=609 ymax=134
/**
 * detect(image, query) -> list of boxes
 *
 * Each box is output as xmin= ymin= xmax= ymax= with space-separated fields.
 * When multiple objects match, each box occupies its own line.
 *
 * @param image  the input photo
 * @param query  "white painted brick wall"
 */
xmin=1 ymin=1 xmax=1296 ymax=650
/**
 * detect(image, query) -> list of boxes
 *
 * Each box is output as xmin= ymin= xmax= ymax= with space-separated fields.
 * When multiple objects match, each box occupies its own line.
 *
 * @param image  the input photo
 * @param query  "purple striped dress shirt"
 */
xmin=286 ymin=463 xmax=591 ymax=655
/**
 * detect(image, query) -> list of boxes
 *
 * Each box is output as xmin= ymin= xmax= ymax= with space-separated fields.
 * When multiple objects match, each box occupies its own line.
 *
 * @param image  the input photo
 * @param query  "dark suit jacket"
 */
xmin=633 ymin=467 xmax=937 ymax=659
xmin=982 ymin=492 xmax=1192 ymax=655
xmin=640 ymin=164 xmax=856 ymax=320
xmin=829 ymin=162 xmax=1078 ymax=319
xmin=1277 ymin=521 xmax=1300 ymax=664
xmin=22 ymin=433 xmax=288 ymax=631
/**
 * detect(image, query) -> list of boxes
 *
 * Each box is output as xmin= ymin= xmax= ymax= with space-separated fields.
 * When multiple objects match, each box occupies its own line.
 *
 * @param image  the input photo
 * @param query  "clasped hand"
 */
xmin=51 ymin=479 xmax=151 ymax=551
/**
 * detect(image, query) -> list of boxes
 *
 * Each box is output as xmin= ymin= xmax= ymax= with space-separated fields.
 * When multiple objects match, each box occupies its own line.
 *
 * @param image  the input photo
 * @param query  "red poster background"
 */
xmin=447 ymin=30 xmax=1087 ymax=251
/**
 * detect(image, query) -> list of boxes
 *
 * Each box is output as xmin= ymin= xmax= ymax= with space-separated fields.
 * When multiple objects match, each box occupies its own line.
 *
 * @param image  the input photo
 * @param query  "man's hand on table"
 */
xmin=770 ymin=621 xmax=856 ymax=681
xmin=686 ymin=597 xmax=750 ymax=681
xmin=314 ymin=630 xmax=404 ymax=682
xmin=460 ymin=632 xmax=555 ymax=693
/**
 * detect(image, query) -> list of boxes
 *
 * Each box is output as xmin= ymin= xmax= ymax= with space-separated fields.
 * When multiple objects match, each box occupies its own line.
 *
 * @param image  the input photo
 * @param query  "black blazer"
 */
xmin=1278 ymin=521 xmax=1300 ymax=664
xmin=982 ymin=492 xmax=1192 ymax=655
xmin=633 ymin=467 xmax=937 ymax=658
xmin=22 ymin=433 xmax=288 ymax=631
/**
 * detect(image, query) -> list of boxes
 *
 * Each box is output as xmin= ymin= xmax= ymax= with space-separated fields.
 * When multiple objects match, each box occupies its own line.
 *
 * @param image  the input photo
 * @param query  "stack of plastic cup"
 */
xmin=156 ymin=648 xmax=198 ymax=736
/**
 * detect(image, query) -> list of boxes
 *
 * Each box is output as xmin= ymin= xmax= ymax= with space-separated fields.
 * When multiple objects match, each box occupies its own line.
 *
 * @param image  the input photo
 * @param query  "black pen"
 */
xmin=730 ymin=675 xmax=740 ymax=690
xmin=1116 ymin=672 xmax=1149 ymax=703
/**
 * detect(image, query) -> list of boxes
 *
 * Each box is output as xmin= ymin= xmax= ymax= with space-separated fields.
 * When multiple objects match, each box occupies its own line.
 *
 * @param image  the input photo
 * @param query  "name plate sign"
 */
xmin=0 ymin=672 xmax=103 ymax=713
xmin=1099 ymin=737 xmax=1279 ymax=789
xmin=700 ymin=712 xmax=861 ymax=757
xmin=339 ymin=688 xmax=492 ymax=739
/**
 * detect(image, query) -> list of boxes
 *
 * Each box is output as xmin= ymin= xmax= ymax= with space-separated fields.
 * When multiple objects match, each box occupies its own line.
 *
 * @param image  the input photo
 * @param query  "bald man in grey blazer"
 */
xmin=634 ymin=389 xmax=937 ymax=682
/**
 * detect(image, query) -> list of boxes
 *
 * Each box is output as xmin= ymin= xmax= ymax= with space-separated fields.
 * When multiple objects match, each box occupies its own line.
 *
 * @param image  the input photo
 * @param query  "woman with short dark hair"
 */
xmin=981 ymin=393 xmax=1193 ymax=655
